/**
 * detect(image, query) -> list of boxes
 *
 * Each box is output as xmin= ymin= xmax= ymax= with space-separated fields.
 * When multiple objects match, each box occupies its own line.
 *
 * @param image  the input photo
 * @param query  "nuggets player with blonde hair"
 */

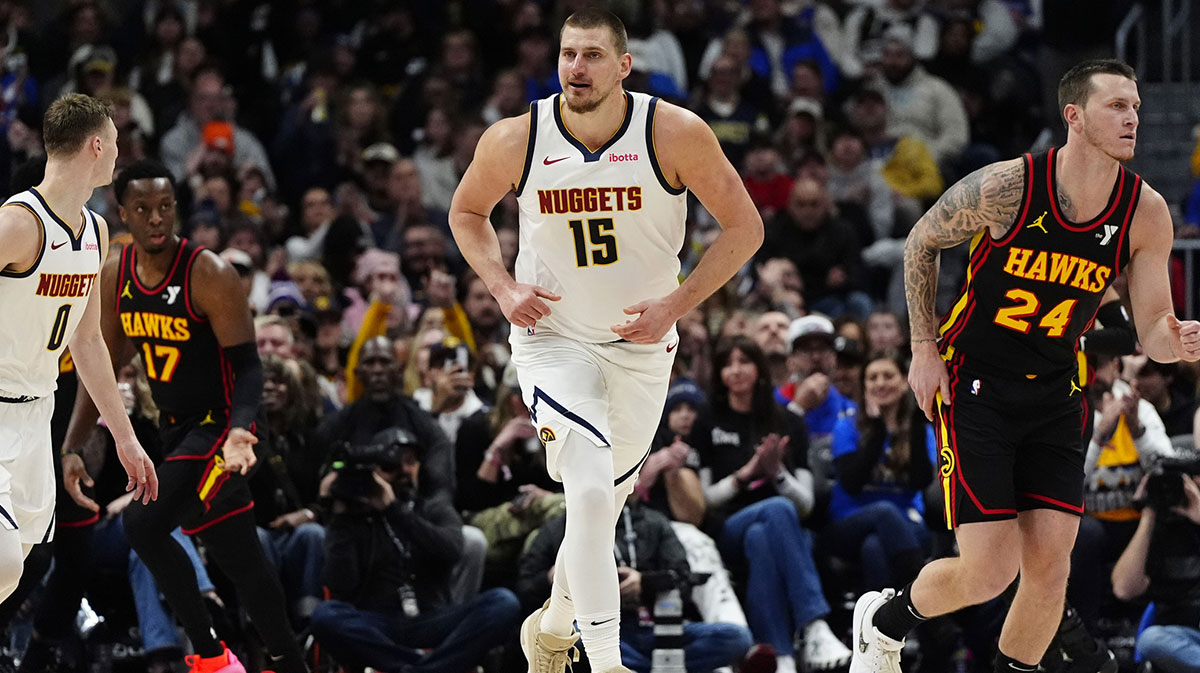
xmin=850 ymin=59 xmax=1200 ymax=673
xmin=0 ymin=93 xmax=157 ymax=602
xmin=450 ymin=9 xmax=762 ymax=673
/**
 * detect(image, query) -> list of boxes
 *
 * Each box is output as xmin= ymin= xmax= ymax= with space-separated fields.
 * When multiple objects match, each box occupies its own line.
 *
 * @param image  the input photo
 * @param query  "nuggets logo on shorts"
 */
xmin=538 ymin=426 xmax=556 ymax=444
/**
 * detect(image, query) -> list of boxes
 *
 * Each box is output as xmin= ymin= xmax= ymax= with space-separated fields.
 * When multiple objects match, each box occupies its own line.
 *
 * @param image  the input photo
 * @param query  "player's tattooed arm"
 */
xmin=903 ymin=158 xmax=1025 ymax=339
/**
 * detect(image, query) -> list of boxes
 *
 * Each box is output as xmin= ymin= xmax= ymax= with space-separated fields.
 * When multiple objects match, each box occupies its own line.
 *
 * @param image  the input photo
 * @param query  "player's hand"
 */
xmin=909 ymin=341 xmax=949 ymax=422
xmin=115 ymin=435 xmax=159 ymax=505
xmin=1167 ymin=314 xmax=1200 ymax=361
xmin=612 ymin=296 xmax=681 ymax=344
xmin=62 ymin=452 xmax=99 ymax=513
xmin=221 ymin=427 xmax=258 ymax=475
xmin=497 ymin=280 xmax=560 ymax=328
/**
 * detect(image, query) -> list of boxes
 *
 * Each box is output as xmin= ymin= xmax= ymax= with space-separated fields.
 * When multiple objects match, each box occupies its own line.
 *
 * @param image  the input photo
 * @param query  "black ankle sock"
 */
xmin=994 ymin=650 xmax=1038 ymax=673
xmin=872 ymin=582 xmax=927 ymax=641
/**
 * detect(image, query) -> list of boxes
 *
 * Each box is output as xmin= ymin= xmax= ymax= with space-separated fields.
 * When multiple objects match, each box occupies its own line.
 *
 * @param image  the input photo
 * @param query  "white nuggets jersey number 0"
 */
xmin=0 ymin=189 xmax=101 ymax=398
xmin=515 ymin=91 xmax=688 ymax=343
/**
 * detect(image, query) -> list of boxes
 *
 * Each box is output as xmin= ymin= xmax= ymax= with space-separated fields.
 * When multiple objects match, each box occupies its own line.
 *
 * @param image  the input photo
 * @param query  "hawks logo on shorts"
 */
xmin=538 ymin=427 xmax=557 ymax=444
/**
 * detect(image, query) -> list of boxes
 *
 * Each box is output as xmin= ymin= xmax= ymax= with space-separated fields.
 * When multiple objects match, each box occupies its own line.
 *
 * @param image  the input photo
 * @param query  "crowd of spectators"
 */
xmin=2 ymin=1 xmax=1199 ymax=673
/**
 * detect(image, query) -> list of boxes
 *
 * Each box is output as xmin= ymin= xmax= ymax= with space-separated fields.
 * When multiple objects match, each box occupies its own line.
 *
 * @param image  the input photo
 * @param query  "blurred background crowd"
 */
xmin=2 ymin=1 xmax=1200 ymax=673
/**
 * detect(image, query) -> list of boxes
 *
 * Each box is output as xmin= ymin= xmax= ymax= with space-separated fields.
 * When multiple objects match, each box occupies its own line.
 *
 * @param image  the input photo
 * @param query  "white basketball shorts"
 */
xmin=0 ymin=396 xmax=56 ymax=544
xmin=510 ymin=329 xmax=676 ymax=486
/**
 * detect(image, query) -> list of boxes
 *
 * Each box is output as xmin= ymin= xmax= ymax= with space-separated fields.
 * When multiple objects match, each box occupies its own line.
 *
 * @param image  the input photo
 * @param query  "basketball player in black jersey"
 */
xmin=849 ymin=60 xmax=1200 ymax=673
xmin=59 ymin=160 xmax=306 ymax=673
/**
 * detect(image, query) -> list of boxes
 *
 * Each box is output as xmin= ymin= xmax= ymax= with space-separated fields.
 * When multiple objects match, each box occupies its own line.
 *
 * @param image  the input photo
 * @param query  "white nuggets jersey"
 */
xmin=0 ymin=188 xmax=102 ymax=398
xmin=514 ymin=91 xmax=688 ymax=343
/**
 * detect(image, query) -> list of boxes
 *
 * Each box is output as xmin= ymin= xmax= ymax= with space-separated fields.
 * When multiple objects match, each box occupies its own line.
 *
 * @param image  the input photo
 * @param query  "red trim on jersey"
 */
xmin=1019 ymin=491 xmax=1085 ymax=513
xmin=1113 ymin=174 xmax=1141 ymax=271
xmin=131 ymin=238 xmax=188 ymax=295
xmin=166 ymin=422 xmax=228 ymax=461
xmin=182 ymin=244 xmax=208 ymax=322
xmin=1047 ymin=148 xmax=1125 ymax=231
xmin=218 ymin=348 xmax=233 ymax=407
xmin=181 ymin=502 xmax=255 ymax=535
xmin=57 ymin=513 xmax=99 ymax=528
xmin=116 ymin=243 xmax=131 ymax=314
xmin=994 ymin=153 xmax=1036 ymax=247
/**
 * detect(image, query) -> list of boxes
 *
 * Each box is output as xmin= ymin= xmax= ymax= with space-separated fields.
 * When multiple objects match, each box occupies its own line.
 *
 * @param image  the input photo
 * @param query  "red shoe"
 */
xmin=184 ymin=644 xmax=246 ymax=673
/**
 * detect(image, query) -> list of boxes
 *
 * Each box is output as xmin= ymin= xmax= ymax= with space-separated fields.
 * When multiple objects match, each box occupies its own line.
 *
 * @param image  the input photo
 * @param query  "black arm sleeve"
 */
xmin=222 ymin=342 xmax=263 ymax=431
xmin=833 ymin=417 xmax=887 ymax=496
xmin=1082 ymin=300 xmax=1137 ymax=357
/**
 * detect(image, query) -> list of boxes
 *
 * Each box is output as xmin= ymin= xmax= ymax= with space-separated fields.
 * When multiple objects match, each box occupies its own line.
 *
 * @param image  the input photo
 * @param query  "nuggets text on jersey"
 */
xmin=537 ymin=186 xmax=642 ymax=214
xmin=35 ymin=272 xmax=96 ymax=298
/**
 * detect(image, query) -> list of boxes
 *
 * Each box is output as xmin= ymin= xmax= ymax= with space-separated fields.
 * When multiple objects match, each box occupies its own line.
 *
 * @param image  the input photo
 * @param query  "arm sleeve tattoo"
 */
xmin=903 ymin=159 xmax=1026 ymax=340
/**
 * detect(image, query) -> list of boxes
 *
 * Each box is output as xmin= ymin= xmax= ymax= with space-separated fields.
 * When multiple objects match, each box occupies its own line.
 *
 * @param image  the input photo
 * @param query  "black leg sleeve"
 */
xmin=199 ymin=510 xmax=307 ymax=673
xmin=123 ymin=460 xmax=225 ymax=659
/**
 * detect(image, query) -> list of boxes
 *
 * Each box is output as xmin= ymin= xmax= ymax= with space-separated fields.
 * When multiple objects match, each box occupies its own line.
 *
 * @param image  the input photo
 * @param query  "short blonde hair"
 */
xmin=43 ymin=93 xmax=113 ymax=157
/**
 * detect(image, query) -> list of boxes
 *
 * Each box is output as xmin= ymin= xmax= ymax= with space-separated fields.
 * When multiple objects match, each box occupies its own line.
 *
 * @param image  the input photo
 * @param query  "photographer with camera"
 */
xmin=1110 ymin=463 xmax=1200 ymax=672
xmin=310 ymin=427 xmax=522 ymax=673
xmin=518 ymin=498 xmax=753 ymax=673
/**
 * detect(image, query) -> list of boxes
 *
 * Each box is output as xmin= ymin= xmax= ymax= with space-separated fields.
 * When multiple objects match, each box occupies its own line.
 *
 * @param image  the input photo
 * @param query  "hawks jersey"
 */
xmin=0 ymin=189 xmax=102 ymax=398
xmin=116 ymin=239 xmax=229 ymax=419
xmin=514 ymin=90 xmax=688 ymax=343
xmin=939 ymin=147 xmax=1141 ymax=377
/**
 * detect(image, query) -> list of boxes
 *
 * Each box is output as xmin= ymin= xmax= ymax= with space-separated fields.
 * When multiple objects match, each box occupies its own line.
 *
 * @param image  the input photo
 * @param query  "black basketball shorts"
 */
xmin=934 ymin=357 xmax=1086 ymax=528
xmin=160 ymin=410 xmax=256 ymax=535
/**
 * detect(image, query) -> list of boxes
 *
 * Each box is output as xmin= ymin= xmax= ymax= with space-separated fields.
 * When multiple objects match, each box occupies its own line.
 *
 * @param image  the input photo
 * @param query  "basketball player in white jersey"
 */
xmin=450 ymin=9 xmax=762 ymax=673
xmin=0 ymin=94 xmax=157 ymax=601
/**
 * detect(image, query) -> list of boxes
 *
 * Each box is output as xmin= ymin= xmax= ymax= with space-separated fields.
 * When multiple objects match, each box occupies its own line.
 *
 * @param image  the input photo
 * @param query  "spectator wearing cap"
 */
xmin=219 ymin=247 xmax=261 ymax=312
xmin=644 ymin=379 xmax=755 ymax=637
xmin=868 ymin=24 xmax=969 ymax=166
xmin=454 ymin=362 xmax=564 ymax=585
xmin=842 ymin=0 xmax=940 ymax=79
xmin=759 ymin=178 xmax=873 ymax=320
xmin=62 ymin=45 xmax=156 ymax=141
xmin=688 ymin=338 xmax=850 ymax=673
xmin=360 ymin=142 xmax=400 ymax=210
xmin=251 ymin=354 xmax=330 ymax=626
xmin=774 ymin=97 xmax=823 ymax=172
xmin=828 ymin=350 xmax=934 ymax=591
xmin=160 ymin=65 xmax=275 ymax=190
xmin=642 ymin=379 xmax=709 ymax=527
xmin=778 ymin=315 xmax=858 ymax=445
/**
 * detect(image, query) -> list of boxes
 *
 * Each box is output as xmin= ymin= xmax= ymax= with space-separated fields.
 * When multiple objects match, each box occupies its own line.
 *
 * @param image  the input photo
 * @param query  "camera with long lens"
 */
xmin=637 ymin=570 xmax=710 ymax=673
xmin=329 ymin=427 xmax=421 ymax=506
xmin=1139 ymin=457 xmax=1200 ymax=512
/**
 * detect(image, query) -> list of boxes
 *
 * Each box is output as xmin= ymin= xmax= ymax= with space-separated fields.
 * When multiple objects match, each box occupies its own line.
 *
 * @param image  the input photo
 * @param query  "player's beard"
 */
xmin=564 ymin=81 xmax=614 ymax=114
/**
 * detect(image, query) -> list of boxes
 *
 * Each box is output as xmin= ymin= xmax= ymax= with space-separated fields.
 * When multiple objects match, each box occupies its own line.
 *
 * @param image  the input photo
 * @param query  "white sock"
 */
xmin=542 ymin=543 xmax=576 ymax=637
xmin=577 ymin=609 xmax=622 ymax=672
xmin=776 ymin=654 xmax=797 ymax=673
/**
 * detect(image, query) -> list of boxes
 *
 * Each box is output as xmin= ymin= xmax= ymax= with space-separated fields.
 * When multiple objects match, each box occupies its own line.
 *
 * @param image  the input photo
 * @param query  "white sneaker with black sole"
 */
xmin=849 ymin=590 xmax=905 ymax=673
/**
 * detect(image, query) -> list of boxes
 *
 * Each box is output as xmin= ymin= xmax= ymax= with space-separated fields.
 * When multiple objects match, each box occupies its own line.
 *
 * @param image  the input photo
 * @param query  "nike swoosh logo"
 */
xmin=666 ymin=342 xmax=677 ymax=353
xmin=50 ymin=240 xmax=67 ymax=250
xmin=590 ymin=618 xmax=615 ymax=626
xmin=543 ymin=156 xmax=569 ymax=165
